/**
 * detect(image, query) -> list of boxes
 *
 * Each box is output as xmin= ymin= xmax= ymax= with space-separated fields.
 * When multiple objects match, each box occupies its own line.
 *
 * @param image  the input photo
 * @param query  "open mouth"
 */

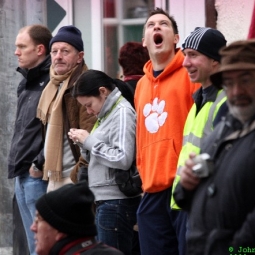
xmin=154 ymin=34 xmax=163 ymax=45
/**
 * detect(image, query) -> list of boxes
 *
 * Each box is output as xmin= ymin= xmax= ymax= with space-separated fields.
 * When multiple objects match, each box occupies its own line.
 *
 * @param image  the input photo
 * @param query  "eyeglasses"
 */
xmin=222 ymin=75 xmax=255 ymax=91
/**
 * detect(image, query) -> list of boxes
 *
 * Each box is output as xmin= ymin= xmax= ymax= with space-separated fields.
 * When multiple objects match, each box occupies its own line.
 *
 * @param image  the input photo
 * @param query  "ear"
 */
xmin=174 ymin=34 xmax=180 ymax=44
xmin=55 ymin=231 xmax=67 ymax=241
xmin=99 ymin=86 xmax=108 ymax=97
xmin=37 ymin=44 xmax=45 ymax=56
xmin=77 ymin=51 xmax=85 ymax=64
xmin=142 ymin=37 xmax=146 ymax=47
xmin=212 ymin=59 xmax=220 ymax=69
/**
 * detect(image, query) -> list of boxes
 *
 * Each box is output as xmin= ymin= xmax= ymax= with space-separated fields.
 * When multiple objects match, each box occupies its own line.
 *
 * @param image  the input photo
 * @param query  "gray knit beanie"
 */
xmin=182 ymin=27 xmax=227 ymax=62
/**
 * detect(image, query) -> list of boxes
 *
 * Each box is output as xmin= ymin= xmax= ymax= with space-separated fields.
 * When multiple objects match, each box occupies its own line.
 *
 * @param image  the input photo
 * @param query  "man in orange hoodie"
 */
xmin=134 ymin=8 xmax=200 ymax=255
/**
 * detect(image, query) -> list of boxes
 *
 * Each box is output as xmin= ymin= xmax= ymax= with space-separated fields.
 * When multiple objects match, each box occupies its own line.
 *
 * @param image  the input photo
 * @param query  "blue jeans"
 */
xmin=95 ymin=196 xmax=141 ymax=255
xmin=15 ymin=172 xmax=48 ymax=255
xmin=137 ymin=188 xmax=187 ymax=255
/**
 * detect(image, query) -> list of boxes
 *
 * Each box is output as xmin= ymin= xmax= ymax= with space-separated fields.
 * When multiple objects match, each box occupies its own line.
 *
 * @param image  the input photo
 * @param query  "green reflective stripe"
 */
xmin=203 ymin=90 xmax=226 ymax=137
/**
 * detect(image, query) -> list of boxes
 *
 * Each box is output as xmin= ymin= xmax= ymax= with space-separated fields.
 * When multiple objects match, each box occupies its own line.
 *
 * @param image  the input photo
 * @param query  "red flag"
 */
xmin=248 ymin=1 xmax=255 ymax=39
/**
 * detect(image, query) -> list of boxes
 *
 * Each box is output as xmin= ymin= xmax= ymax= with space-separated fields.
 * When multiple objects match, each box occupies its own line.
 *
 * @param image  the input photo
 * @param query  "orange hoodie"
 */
xmin=134 ymin=49 xmax=201 ymax=193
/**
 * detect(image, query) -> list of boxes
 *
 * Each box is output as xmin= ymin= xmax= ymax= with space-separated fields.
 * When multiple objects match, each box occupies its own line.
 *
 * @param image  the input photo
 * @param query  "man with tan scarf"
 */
xmin=37 ymin=25 xmax=96 ymax=192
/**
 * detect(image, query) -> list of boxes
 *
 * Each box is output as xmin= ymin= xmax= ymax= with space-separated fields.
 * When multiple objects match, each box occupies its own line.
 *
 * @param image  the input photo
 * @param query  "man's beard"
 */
xmin=228 ymin=98 xmax=255 ymax=124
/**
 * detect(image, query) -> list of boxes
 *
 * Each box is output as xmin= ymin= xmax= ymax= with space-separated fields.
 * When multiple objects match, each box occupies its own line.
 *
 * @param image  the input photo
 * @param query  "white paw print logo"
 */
xmin=143 ymin=97 xmax=168 ymax=133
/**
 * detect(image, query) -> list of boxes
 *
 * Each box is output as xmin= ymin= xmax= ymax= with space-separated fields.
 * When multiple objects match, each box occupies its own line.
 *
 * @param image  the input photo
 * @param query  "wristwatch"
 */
xmin=32 ymin=163 xmax=40 ymax=172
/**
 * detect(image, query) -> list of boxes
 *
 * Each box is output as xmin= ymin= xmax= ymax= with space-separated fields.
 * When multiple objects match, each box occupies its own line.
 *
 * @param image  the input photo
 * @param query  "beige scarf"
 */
xmin=37 ymin=65 xmax=77 ymax=181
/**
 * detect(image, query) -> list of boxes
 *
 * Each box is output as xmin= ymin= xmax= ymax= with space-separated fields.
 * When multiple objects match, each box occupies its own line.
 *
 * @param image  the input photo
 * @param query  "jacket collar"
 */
xmin=193 ymin=85 xmax=220 ymax=104
xmin=97 ymin=87 xmax=122 ymax=119
xmin=50 ymin=236 xmax=96 ymax=255
xmin=16 ymin=54 xmax=51 ymax=81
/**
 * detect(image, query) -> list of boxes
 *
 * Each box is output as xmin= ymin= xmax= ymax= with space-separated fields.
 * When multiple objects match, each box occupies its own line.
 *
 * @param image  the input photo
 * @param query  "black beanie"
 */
xmin=49 ymin=25 xmax=84 ymax=52
xmin=36 ymin=181 xmax=97 ymax=237
xmin=182 ymin=27 xmax=227 ymax=62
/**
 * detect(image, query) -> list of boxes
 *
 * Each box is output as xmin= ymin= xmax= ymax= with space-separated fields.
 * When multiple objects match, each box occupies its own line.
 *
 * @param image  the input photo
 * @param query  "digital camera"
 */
xmin=192 ymin=153 xmax=214 ymax=178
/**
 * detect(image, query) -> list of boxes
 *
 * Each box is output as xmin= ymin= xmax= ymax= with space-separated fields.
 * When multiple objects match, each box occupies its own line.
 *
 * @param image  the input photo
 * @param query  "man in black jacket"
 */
xmin=8 ymin=25 xmax=52 ymax=255
xmin=31 ymin=181 xmax=124 ymax=255
xmin=174 ymin=39 xmax=255 ymax=254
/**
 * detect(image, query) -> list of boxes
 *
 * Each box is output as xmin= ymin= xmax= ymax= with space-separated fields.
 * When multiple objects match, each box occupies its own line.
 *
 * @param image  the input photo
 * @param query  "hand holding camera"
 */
xmin=180 ymin=153 xmax=201 ymax=190
xmin=180 ymin=152 xmax=214 ymax=191
xmin=192 ymin=153 xmax=214 ymax=178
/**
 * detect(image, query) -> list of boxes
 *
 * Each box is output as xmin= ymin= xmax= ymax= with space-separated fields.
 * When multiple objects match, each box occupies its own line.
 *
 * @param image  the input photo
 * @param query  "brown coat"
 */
xmin=41 ymin=62 xmax=96 ymax=182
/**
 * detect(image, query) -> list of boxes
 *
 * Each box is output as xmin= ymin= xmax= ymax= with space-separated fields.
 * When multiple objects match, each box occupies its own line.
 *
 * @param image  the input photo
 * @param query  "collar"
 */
xmin=97 ymin=87 xmax=121 ymax=119
xmin=16 ymin=54 xmax=51 ymax=81
xmin=124 ymin=75 xmax=143 ymax=82
xmin=153 ymin=69 xmax=163 ymax=77
xmin=50 ymin=236 xmax=97 ymax=255
xmin=193 ymin=85 xmax=220 ymax=102
xmin=225 ymin=113 xmax=255 ymax=131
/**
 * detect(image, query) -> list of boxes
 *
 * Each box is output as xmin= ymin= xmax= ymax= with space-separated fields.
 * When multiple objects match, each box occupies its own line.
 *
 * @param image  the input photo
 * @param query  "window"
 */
xmin=102 ymin=0 xmax=154 ymax=78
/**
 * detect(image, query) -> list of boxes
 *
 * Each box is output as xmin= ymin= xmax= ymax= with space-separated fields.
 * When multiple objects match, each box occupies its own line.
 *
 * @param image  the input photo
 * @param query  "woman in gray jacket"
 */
xmin=68 ymin=69 xmax=141 ymax=255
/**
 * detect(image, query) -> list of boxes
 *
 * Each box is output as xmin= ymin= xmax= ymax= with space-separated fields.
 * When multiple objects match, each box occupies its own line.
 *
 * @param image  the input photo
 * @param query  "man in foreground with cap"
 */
xmin=37 ymin=25 xmax=96 ymax=191
xmin=174 ymin=39 xmax=255 ymax=254
xmin=31 ymin=181 xmax=124 ymax=255
xmin=171 ymin=27 xmax=227 ymax=207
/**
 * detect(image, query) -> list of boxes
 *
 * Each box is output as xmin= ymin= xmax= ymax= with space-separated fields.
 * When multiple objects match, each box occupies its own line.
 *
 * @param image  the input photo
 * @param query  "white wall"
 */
xmin=216 ymin=0 xmax=254 ymax=44
xmin=169 ymin=0 xmax=205 ymax=47
xmin=74 ymin=0 xmax=93 ymax=70
xmin=168 ymin=0 xmax=254 ymax=47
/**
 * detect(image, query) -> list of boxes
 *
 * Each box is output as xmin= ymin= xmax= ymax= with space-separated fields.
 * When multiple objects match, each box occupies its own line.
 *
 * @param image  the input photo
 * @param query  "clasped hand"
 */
xmin=68 ymin=128 xmax=89 ymax=144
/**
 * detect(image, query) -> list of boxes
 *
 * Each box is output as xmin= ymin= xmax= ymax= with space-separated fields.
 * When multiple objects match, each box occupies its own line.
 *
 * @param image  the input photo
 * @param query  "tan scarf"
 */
xmin=37 ymin=65 xmax=77 ymax=181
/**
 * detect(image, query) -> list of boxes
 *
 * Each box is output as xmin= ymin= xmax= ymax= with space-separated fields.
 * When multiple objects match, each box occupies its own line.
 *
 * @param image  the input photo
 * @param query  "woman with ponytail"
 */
xmin=68 ymin=69 xmax=141 ymax=255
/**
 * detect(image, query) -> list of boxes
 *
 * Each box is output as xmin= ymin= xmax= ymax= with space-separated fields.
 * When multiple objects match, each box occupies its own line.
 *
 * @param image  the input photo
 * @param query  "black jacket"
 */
xmin=174 ymin=114 xmax=255 ymax=255
xmin=8 ymin=55 xmax=51 ymax=178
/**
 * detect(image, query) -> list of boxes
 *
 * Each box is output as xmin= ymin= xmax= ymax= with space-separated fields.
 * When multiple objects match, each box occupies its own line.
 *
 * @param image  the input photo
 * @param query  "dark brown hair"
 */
xmin=143 ymin=8 xmax=179 ymax=35
xmin=20 ymin=25 xmax=52 ymax=55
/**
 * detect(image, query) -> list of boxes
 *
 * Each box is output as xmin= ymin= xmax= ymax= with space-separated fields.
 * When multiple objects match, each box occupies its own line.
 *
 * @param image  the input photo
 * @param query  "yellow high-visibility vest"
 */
xmin=171 ymin=90 xmax=226 ymax=210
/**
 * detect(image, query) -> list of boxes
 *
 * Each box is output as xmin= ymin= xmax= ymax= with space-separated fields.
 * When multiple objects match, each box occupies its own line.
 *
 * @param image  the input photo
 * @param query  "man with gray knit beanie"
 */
xmin=170 ymin=27 xmax=227 ymax=253
xmin=31 ymin=181 xmax=124 ymax=254
xmin=171 ymin=27 xmax=227 ymax=207
xmin=37 ymin=25 xmax=96 ymax=191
